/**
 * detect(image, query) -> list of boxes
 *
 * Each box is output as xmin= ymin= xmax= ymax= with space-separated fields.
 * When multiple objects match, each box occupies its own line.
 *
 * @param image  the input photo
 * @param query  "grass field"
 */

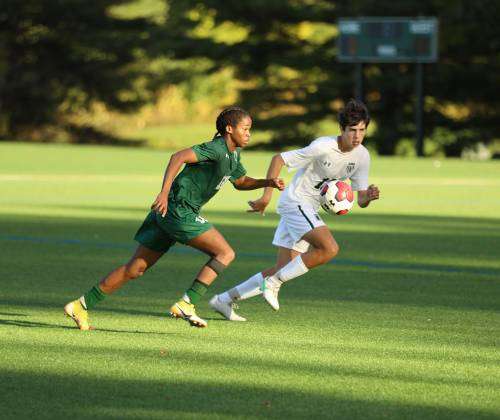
xmin=1 ymin=142 xmax=499 ymax=419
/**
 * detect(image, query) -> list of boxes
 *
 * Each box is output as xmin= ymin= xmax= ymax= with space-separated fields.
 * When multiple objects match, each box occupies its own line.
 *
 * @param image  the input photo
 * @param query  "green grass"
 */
xmin=123 ymin=123 xmax=273 ymax=149
xmin=1 ymin=142 xmax=499 ymax=419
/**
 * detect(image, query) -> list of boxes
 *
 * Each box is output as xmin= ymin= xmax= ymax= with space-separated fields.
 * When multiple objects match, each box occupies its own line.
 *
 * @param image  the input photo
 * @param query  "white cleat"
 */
xmin=261 ymin=276 xmax=281 ymax=311
xmin=209 ymin=295 xmax=247 ymax=322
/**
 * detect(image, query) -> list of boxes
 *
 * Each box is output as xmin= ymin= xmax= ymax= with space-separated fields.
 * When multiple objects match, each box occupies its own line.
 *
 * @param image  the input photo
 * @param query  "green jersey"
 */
xmin=169 ymin=136 xmax=247 ymax=213
xmin=135 ymin=137 xmax=246 ymax=250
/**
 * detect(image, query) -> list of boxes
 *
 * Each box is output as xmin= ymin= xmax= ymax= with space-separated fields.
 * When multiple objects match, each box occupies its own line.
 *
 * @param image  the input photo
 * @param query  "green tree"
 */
xmin=0 ymin=0 xmax=160 ymax=140
xmin=160 ymin=1 xmax=343 ymax=148
xmin=162 ymin=0 xmax=500 ymax=155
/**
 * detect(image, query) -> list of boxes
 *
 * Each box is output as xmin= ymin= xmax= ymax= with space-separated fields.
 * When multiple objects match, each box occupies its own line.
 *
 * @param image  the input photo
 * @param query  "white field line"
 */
xmin=0 ymin=174 xmax=499 ymax=186
xmin=0 ymin=174 xmax=157 ymax=182
xmin=374 ymin=177 xmax=500 ymax=186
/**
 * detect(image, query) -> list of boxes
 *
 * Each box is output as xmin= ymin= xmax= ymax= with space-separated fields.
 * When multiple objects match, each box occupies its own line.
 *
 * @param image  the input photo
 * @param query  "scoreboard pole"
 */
xmin=355 ymin=63 xmax=364 ymax=101
xmin=415 ymin=62 xmax=424 ymax=157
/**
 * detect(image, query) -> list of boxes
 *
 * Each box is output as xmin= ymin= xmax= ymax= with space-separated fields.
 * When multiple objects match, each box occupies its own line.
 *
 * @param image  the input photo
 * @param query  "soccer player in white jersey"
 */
xmin=209 ymin=99 xmax=380 ymax=321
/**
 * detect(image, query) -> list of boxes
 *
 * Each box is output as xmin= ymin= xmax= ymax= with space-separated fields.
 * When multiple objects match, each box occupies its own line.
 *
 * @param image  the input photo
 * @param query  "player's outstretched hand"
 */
xmin=367 ymin=184 xmax=380 ymax=201
xmin=247 ymin=197 xmax=270 ymax=215
xmin=151 ymin=191 xmax=168 ymax=217
xmin=269 ymin=178 xmax=285 ymax=191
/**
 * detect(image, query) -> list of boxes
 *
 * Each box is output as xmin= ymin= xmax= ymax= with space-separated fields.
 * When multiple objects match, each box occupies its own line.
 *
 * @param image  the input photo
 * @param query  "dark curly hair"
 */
xmin=213 ymin=106 xmax=251 ymax=139
xmin=338 ymin=99 xmax=370 ymax=130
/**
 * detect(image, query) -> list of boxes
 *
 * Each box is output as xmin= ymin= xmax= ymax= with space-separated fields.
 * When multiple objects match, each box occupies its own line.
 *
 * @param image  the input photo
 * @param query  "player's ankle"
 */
xmin=218 ymin=292 xmax=232 ymax=304
xmin=267 ymin=275 xmax=282 ymax=287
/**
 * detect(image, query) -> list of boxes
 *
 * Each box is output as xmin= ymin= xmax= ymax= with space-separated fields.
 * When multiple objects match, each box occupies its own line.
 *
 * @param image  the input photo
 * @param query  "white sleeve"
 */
xmin=350 ymin=150 xmax=370 ymax=191
xmin=280 ymin=137 xmax=329 ymax=171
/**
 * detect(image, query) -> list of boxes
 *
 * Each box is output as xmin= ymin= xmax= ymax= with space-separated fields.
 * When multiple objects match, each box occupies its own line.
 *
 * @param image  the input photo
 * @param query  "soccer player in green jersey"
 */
xmin=64 ymin=107 xmax=284 ymax=329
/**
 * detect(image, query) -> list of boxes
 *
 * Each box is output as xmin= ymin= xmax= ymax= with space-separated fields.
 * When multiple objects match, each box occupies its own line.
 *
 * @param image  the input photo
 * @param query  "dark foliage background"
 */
xmin=1 ymin=0 xmax=498 ymax=155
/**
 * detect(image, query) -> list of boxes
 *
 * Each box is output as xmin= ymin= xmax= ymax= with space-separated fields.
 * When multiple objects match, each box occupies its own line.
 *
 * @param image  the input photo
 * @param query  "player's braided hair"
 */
xmin=213 ymin=106 xmax=250 ymax=139
xmin=338 ymin=99 xmax=370 ymax=130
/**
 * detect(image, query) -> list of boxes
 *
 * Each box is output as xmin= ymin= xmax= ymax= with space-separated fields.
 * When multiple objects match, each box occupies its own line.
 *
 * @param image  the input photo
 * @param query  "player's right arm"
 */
xmin=247 ymin=154 xmax=285 ymax=214
xmin=151 ymin=148 xmax=199 ymax=217
xmin=248 ymin=138 xmax=328 ymax=214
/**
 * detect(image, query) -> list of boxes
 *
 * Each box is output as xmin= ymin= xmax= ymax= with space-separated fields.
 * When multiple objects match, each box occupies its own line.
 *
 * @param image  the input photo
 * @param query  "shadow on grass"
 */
xmin=11 ymin=204 xmax=500 ymax=236
xmin=0 ymin=312 xmax=27 ymax=317
xmin=0 ymin=317 xmax=177 ymax=336
xmin=0 ymin=212 xmax=499 ymax=314
xmin=0 ymin=299 xmax=164 ymax=318
xmin=0 ymin=318 xmax=75 ymax=330
xmin=1 ymin=369 xmax=496 ymax=420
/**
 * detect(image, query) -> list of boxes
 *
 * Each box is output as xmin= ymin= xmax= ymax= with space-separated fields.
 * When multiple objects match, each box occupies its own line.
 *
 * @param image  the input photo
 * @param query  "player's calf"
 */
xmin=261 ymin=256 xmax=310 ymax=310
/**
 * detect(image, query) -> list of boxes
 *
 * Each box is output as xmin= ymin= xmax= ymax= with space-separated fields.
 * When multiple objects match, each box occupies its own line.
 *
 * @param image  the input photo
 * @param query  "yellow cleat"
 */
xmin=64 ymin=299 xmax=92 ymax=331
xmin=169 ymin=299 xmax=207 ymax=328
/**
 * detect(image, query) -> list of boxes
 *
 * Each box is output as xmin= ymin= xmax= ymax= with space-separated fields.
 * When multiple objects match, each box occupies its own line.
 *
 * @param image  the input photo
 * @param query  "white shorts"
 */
xmin=272 ymin=205 xmax=326 ymax=253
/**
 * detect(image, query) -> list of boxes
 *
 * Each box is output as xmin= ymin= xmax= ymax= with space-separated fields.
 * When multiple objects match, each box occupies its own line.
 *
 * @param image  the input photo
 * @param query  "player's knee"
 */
xmin=125 ymin=261 xmax=147 ymax=280
xmin=219 ymin=248 xmax=235 ymax=265
xmin=320 ymin=243 xmax=339 ymax=263
xmin=226 ymin=248 xmax=236 ymax=264
xmin=326 ymin=243 xmax=339 ymax=260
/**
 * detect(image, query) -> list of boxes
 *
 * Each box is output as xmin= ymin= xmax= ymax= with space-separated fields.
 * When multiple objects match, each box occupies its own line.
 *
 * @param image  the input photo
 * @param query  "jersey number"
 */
xmin=216 ymin=175 xmax=231 ymax=190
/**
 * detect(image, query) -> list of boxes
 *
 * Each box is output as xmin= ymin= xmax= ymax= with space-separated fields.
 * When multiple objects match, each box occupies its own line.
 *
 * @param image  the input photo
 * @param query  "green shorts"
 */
xmin=134 ymin=206 xmax=213 ymax=253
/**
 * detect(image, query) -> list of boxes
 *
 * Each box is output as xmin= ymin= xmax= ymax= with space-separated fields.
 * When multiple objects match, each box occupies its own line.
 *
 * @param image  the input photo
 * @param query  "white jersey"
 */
xmin=277 ymin=136 xmax=370 ymax=212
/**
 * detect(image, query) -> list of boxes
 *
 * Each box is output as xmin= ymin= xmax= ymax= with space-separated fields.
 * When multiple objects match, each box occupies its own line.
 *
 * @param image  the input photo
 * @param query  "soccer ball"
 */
xmin=319 ymin=180 xmax=354 ymax=215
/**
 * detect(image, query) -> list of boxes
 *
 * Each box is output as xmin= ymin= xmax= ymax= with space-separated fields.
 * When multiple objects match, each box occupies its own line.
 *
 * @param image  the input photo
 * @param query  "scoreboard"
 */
xmin=337 ymin=18 xmax=438 ymax=63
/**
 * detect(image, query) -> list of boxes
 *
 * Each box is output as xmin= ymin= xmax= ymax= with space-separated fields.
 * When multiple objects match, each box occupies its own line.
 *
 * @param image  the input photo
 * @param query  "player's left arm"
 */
xmin=357 ymin=184 xmax=380 ymax=208
xmin=232 ymin=176 xmax=284 ymax=191
xmin=352 ymin=149 xmax=379 ymax=208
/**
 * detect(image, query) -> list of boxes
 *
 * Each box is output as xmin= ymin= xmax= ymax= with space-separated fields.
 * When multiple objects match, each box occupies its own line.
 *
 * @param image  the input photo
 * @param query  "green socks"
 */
xmin=81 ymin=280 xmax=208 ymax=310
xmin=184 ymin=279 xmax=209 ymax=305
xmin=82 ymin=285 xmax=107 ymax=310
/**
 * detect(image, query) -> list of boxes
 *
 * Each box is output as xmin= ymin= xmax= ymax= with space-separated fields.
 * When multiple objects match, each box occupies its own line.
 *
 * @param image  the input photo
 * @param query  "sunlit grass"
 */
xmin=0 ymin=143 xmax=499 ymax=419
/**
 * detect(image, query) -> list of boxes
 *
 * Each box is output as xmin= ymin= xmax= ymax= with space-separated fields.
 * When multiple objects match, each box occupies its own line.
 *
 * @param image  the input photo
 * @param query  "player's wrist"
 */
xmin=265 ymin=179 xmax=276 ymax=188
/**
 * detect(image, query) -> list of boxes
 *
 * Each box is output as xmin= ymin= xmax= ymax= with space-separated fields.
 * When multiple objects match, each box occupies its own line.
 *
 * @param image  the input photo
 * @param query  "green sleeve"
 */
xmin=191 ymin=141 xmax=221 ymax=162
xmin=230 ymin=161 xmax=247 ymax=182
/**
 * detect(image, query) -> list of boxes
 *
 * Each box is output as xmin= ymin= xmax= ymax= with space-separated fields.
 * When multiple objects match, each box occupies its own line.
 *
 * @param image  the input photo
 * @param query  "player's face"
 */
xmin=227 ymin=116 xmax=252 ymax=148
xmin=341 ymin=121 xmax=366 ymax=151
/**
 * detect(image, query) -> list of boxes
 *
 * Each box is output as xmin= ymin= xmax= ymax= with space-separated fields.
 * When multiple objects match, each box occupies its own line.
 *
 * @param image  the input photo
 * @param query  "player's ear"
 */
xmin=225 ymin=124 xmax=233 ymax=134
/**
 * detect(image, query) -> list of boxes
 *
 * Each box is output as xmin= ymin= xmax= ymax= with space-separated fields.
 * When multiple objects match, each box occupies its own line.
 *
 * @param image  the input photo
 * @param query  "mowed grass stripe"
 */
xmin=2 ymin=173 xmax=500 ymax=187
xmin=1 ymin=233 xmax=499 ymax=277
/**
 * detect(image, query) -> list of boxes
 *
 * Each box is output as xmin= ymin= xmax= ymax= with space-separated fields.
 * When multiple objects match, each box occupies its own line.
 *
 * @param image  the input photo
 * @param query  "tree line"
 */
xmin=1 ymin=0 xmax=498 ymax=156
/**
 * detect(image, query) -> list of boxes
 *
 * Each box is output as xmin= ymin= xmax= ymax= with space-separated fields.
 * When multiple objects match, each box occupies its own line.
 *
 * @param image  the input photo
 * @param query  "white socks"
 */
xmin=275 ymin=255 xmax=309 ymax=282
xmin=219 ymin=256 xmax=309 ymax=303
xmin=219 ymin=272 xmax=264 ymax=303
